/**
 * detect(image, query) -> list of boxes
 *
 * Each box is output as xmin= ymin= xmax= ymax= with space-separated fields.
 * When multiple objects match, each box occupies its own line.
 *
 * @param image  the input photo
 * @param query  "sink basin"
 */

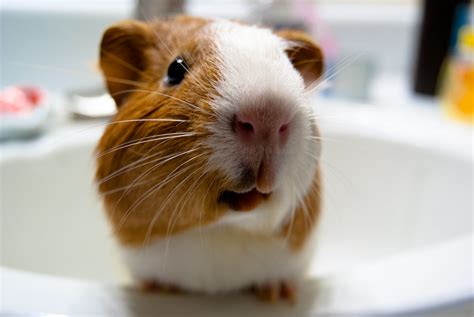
xmin=1 ymin=99 xmax=472 ymax=315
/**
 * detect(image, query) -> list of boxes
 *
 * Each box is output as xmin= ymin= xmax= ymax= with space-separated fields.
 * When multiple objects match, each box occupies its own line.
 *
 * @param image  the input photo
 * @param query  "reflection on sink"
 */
xmin=0 ymin=100 xmax=472 ymax=315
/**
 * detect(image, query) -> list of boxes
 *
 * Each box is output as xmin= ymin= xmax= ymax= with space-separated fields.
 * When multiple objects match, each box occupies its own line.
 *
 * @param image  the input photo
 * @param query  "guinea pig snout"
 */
xmin=232 ymin=108 xmax=290 ymax=147
xmin=231 ymin=102 xmax=294 ymax=194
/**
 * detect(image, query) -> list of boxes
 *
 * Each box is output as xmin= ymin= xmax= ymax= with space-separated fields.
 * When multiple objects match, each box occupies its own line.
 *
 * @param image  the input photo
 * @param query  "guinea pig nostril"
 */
xmin=233 ymin=114 xmax=255 ymax=135
xmin=238 ymin=121 xmax=254 ymax=133
xmin=279 ymin=123 xmax=289 ymax=133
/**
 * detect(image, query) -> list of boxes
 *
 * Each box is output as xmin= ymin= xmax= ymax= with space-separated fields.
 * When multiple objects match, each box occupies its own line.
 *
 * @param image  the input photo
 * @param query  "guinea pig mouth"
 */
xmin=218 ymin=188 xmax=271 ymax=212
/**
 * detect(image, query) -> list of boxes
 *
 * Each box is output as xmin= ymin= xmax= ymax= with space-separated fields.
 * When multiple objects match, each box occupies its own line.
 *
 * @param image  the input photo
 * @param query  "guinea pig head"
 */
xmin=96 ymin=17 xmax=323 ymax=245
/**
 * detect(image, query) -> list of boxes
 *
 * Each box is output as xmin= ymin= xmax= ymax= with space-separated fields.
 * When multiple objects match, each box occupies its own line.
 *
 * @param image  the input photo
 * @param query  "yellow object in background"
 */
xmin=441 ymin=25 xmax=474 ymax=125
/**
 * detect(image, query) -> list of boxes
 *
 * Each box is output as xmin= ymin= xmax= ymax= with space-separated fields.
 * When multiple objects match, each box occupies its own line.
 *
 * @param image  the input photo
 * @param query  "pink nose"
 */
xmin=232 ymin=112 xmax=290 ymax=146
xmin=232 ymin=105 xmax=293 ymax=193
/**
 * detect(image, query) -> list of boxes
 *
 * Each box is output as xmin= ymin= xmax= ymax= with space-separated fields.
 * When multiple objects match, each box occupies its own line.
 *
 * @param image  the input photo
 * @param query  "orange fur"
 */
xmin=280 ymin=168 xmax=322 ymax=251
xmin=276 ymin=29 xmax=324 ymax=86
xmin=96 ymin=16 xmax=323 ymax=251
xmin=96 ymin=16 xmax=227 ymax=245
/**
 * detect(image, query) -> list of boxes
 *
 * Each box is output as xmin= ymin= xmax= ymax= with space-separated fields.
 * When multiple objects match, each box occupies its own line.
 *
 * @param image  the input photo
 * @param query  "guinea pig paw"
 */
xmin=140 ymin=280 xmax=182 ymax=295
xmin=250 ymin=281 xmax=296 ymax=304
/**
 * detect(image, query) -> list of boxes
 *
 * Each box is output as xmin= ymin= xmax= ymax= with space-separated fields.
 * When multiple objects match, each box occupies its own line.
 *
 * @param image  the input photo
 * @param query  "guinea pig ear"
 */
xmin=99 ymin=20 xmax=154 ymax=106
xmin=277 ymin=29 xmax=324 ymax=88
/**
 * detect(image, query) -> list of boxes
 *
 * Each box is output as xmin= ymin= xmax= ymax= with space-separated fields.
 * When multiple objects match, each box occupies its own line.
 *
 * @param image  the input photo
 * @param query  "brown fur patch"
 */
xmin=276 ymin=29 xmax=324 ymax=87
xmin=96 ymin=16 xmax=228 ymax=246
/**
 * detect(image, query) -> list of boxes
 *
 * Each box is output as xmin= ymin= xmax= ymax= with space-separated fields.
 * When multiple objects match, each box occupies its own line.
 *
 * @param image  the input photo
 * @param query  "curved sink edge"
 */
xmin=1 ymin=233 xmax=472 ymax=315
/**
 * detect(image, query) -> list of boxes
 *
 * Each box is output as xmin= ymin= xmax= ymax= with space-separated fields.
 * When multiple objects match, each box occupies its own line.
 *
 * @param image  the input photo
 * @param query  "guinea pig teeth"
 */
xmin=218 ymin=188 xmax=271 ymax=212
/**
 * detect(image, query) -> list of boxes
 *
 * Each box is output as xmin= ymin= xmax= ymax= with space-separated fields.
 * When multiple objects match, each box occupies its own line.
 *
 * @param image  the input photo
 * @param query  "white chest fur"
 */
xmin=121 ymin=223 xmax=317 ymax=293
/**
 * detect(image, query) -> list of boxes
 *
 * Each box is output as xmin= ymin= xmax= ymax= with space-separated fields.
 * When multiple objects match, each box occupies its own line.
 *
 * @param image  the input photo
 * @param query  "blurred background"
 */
xmin=0 ymin=1 xmax=473 ymax=316
xmin=0 ymin=0 xmax=473 ymax=122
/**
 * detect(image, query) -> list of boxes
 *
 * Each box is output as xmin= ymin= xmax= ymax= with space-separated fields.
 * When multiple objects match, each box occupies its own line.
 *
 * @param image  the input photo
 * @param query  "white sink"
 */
xmin=1 ymin=99 xmax=472 ymax=316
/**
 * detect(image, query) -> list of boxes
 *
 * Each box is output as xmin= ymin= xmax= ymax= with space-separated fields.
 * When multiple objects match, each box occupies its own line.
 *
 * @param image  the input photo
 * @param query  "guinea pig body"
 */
xmin=121 ymin=204 xmax=318 ymax=294
xmin=96 ymin=16 xmax=323 ymax=301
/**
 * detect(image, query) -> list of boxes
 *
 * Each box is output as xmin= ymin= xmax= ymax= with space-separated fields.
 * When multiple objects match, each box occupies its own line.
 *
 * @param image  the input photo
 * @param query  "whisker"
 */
xmin=111 ymin=147 xmax=203 ymax=218
xmin=96 ymin=132 xmax=186 ymax=157
xmin=144 ymin=164 xmax=206 ymax=247
xmin=8 ymin=61 xmax=150 ymax=90
xmin=283 ymin=196 xmax=297 ymax=248
xmin=97 ymin=144 xmax=194 ymax=185
xmin=161 ymin=167 xmax=207 ymax=256
xmin=147 ymin=166 xmax=206 ymax=270
xmin=116 ymin=151 xmax=207 ymax=229
xmin=305 ymin=135 xmax=343 ymax=144
xmin=116 ymin=162 xmax=198 ymax=232
xmin=293 ymin=58 xmax=324 ymax=67
xmin=197 ymin=176 xmax=217 ymax=249
xmin=111 ymin=88 xmax=214 ymax=116
xmin=100 ymin=49 xmax=152 ymax=80
xmin=101 ymin=177 xmax=158 ymax=195
xmin=304 ymin=53 xmax=365 ymax=95
xmin=295 ymin=174 xmax=313 ymax=230
xmin=303 ymin=151 xmax=353 ymax=210
xmin=97 ymin=132 xmax=198 ymax=158
xmin=103 ymin=75 xmax=149 ymax=89
xmin=42 ymin=118 xmax=189 ymax=149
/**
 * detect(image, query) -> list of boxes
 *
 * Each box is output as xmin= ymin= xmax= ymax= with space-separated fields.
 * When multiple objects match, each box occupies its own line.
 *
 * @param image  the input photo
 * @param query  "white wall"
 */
xmin=0 ymin=1 xmax=420 ymax=97
xmin=0 ymin=1 xmax=133 ymax=91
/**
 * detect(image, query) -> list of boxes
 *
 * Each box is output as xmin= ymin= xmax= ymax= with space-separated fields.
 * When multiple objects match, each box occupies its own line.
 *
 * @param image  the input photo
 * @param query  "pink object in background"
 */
xmin=294 ymin=0 xmax=338 ymax=61
xmin=0 ymin=86 xmax=45 ymax=115
xmin=0 ymin=85 xmax=51 ymax=140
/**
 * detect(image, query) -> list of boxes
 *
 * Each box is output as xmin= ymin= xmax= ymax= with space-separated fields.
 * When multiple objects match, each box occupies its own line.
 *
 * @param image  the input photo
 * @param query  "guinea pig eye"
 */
xmin=164 ymin=56 xmax=188 ymax=86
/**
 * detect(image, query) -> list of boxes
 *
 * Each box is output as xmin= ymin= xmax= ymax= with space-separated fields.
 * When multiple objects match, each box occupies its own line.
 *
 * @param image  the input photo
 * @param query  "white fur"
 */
xmin=206 ymin=21 xmax=319 ymax=230
xmin=121 ymin=224 xmax=318 ymax=293
xmin=120 ymin=21 xmax=321 ymax=293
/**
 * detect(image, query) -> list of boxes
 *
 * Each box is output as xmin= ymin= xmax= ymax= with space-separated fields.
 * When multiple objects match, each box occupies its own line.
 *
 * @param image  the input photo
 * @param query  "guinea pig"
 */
xmin=96 ymin=15 xmax=323 ymax=303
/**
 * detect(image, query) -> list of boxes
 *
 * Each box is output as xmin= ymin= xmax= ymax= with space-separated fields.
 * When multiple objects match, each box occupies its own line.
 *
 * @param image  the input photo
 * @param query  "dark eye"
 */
xmin=165 ymin=56 xmax=188 ymax=86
